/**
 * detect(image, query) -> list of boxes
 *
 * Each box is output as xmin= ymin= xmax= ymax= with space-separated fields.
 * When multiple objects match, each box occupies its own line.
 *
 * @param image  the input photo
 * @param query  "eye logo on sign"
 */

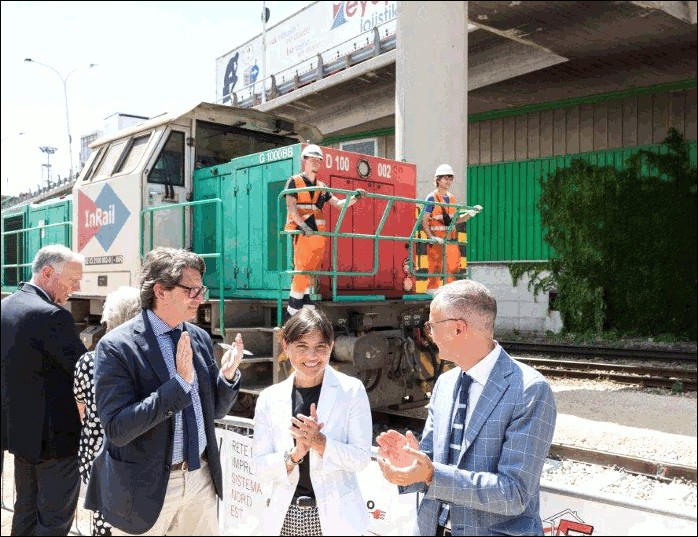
xmin=77 ymin=184 xmax=130 ymax=252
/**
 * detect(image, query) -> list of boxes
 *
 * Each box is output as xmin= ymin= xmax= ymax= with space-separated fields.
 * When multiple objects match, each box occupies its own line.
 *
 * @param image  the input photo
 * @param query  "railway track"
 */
xmin=371 ymin=408 xmax=698 ymax=483
xmin=500 ymin=341 xmax=697 ymax=362
xmin=514 ymin=357 xmax=698 ymax=391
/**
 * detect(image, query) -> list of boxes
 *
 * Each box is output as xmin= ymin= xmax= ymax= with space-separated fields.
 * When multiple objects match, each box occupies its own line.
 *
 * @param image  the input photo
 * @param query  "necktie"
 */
xmin=168 ymin=328 xmax=200 ymax=471
xmin=438 ymin=372 xmax=473 ymax=526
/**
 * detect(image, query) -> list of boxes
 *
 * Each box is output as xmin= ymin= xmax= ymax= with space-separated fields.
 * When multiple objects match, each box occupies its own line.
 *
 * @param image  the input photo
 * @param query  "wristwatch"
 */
xmin=284 ymin=450 xmax=303 ymax=466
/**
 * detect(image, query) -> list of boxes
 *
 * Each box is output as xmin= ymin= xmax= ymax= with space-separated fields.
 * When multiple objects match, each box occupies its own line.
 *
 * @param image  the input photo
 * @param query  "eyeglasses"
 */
xmin=437 ymin=175 xmax=454 ymax=180
xmin=424 ymin=318 xmax=464 ymax=336
xmin=174 ymin=283 xmax=207 ymax=299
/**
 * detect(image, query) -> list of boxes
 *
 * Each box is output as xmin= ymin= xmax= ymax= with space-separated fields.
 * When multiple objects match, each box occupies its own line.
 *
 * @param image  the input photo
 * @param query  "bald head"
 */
xmin=432 ymin=280 xmax=497 ymax=336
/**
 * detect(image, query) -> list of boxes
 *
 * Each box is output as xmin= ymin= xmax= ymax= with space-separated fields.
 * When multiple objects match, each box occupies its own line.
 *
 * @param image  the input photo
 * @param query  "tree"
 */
xmin=511 ymin=129 xmax=696 ymax=338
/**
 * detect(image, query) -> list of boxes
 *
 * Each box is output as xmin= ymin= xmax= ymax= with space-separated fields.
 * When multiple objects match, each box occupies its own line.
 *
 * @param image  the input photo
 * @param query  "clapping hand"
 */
xmin=175 ymin=331 xmax=195 ymax=384
xmin=376 ymin=430 xmax=433 ymax=486
xmin=376 ymin=429 xmax=419 ymax=467
xmin=220 ymin=333 xmax=244 ymax=381
xmin=290 ymin=403 xmax=325 ymax=451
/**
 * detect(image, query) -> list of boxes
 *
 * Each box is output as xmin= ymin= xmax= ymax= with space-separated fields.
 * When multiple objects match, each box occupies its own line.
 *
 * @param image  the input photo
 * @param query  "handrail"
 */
xmin=0 ymin=220 xmax=73 ymax=288
xmin=140 ymin=198 xmax=226 ymax=337
xmin=275 ymin=186 xmax=478 ymax=326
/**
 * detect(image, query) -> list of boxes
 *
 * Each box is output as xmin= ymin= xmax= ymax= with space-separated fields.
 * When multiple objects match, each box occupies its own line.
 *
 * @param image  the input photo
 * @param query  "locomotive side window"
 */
xmin=80 ymin=146 xmax=106 ymax=183
xmin=148 ymin=131 xmax=185 ymax=187
xmin=114 ymin=134 xmax=151 ymax=175
xmin=92 ymin=139 xmax=128 ymax=182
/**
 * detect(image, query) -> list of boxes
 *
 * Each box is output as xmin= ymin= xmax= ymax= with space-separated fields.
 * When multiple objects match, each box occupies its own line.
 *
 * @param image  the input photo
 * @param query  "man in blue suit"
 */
xmin=2 ymin=244 xmax=86 ymax=535
xmin=377 ymin=279 xmax=556 ymax=536
xmin=85 ymin=247 xmax=244 ymax=535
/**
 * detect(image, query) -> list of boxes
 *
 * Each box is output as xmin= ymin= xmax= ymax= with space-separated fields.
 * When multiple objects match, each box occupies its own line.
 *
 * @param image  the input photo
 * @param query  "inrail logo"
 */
xmin=77 ymin=184 xmax=130 ymax=252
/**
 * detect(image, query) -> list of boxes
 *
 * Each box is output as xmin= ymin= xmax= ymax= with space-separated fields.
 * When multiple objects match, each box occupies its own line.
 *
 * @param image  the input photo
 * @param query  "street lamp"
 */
xmin=24 ymin=58 xmax=97 ymax=180
xmin=39 ymin=146 xmax=57 ymax=188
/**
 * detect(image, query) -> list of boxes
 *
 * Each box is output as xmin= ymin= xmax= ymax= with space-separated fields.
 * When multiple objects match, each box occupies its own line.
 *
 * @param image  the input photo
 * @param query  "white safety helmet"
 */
xmin=435 ymin=163 xmax=454 ymax=177
xmin=301 ymin=144 xmax=324 ymax=159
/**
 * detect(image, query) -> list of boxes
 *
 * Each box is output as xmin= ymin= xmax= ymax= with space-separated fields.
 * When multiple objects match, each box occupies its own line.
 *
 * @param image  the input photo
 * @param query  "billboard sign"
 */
xmin=216 ymin=1 xmax=397 ymax=103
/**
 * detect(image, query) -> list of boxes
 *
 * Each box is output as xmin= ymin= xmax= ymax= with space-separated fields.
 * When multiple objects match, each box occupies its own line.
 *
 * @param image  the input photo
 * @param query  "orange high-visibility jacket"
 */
xmin=428 ymin=191 xmax=457 ymax=239
xmin=284 ymin=175 xmax=327 ymax=231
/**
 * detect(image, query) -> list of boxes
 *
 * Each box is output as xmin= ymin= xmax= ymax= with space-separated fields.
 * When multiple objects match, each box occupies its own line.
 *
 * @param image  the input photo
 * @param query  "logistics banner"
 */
xmin=216 ymin=1 xmax=397 ymax=103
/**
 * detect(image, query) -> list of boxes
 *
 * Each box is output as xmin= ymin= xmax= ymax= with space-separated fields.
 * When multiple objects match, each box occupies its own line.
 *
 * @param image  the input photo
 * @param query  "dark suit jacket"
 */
xmin=1 ymin=282 xmax=86 ymax=460
xmin=85 ymin=309 xmax=239 ymax=534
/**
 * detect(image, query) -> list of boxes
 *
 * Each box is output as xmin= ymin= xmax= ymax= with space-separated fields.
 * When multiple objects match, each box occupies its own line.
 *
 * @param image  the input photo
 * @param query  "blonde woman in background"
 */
xmin=74 ymin=286 xmax=141 ymax=536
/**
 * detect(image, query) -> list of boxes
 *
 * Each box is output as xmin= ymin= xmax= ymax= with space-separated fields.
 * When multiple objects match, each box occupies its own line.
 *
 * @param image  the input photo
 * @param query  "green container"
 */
xmin=193 ymin=145 xmax=300 ymax=298
xmin=1 ymin=197 xmax=72 ymax=292
xmin=26 ymin=197 xmax=73 ymax=257
xmin=1 ymin=205 xmax=29 ymax=289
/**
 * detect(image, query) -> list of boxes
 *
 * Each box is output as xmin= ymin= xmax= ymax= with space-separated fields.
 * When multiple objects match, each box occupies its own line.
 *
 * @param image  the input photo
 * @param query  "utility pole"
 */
xmin=261 ymin=2 xmax=270 ymax=103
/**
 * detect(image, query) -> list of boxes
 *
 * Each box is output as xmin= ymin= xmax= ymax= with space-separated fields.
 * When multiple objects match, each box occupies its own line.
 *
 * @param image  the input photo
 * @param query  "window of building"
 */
xmin=340 ymin=138 xmax=377 ymax=156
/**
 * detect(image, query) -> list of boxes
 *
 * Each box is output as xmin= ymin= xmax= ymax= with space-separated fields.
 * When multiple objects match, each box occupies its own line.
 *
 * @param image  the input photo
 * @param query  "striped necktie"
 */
xmin=168 ymin=328 xmax=200 ymax=471
xmin=438 ymin=372 xmax=473 ymax=526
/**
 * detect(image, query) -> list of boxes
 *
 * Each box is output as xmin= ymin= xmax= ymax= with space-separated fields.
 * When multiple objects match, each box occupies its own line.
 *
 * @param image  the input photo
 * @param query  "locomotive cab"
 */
xmin=73 ymin=102 xmax=320 ymax=316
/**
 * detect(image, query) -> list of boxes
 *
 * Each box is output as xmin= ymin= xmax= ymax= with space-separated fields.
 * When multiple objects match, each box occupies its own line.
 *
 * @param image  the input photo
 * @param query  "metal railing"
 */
xmin=224 ymin=21 xmax=397 ymax=109
xmin=1 ymin=177 xmax=76 ymax=211
xmin=275 ymin=186 xmax=478 ymax=326
xmin=140 ymin=198 xmax=227 ymax=337
xmin=1 ymin=221 xmax=73 ymax=290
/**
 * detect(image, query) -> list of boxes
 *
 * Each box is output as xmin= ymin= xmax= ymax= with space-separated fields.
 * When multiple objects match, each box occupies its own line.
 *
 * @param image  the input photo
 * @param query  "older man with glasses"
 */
xmin=85 ymin=247 xmax=245 ymax=536
xmin=377 ymin=279 xmax=557 ymax=536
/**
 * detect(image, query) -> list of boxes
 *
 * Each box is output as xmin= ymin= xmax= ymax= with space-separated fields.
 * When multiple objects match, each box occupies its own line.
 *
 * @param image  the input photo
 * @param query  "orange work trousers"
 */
xmin=292 ymin=234 xmax=327 ymax=294
xmin=426 ymin=242 xmax=461 ymax=291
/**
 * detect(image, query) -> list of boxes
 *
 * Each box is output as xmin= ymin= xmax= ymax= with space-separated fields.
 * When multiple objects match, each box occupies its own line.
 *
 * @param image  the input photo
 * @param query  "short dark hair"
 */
xmin=281 ymin=308 xmax=334 ymax=346
xmin=140 ymin=247 xmax=205 ymax=310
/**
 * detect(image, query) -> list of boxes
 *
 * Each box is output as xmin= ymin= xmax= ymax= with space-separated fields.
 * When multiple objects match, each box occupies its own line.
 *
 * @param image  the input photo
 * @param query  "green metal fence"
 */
xmin=275 ymin=185 xmax=477 ymax=326
xmin=140 ymin=198 xmax=227 ymax=337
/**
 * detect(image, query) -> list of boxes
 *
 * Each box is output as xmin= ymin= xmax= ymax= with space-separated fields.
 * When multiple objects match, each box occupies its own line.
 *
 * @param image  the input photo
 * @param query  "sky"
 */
xmin=0 ymin=0 xmax=313 ymax=197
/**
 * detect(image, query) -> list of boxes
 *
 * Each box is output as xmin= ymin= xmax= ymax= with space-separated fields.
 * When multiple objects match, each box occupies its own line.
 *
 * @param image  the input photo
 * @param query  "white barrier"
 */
xmin=215 ymin=417 xmax=697 ymax=536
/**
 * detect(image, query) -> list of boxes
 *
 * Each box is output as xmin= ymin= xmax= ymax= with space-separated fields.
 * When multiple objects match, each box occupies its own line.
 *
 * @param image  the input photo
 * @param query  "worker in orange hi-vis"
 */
xmin=421 ymin=163 xmax=482 ymax=295
xmin=284 ymin=145 xmax=365 ymax=316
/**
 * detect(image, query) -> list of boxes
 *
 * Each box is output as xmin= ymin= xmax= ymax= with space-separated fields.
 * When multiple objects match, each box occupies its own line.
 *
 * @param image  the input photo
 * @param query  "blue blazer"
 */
xmin=85 ymin=310 xmax=239 ymax=534
xmin=403 ymin=348 xmax=557 ymax=536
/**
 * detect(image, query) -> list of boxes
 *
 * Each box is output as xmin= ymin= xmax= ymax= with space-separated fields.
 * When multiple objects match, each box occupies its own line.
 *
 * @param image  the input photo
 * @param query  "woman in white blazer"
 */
xmin=252 ymin=308 xmax=372 ymax=536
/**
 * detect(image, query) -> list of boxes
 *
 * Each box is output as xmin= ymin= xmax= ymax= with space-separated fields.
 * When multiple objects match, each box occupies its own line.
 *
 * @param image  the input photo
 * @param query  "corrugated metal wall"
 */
xmin=467 ymin=140 xmax=697 ymax=262
xmin=465 ymin=87 xmax=697 ymax=263
xmin=468 ymin=88 xmax=697 ymax=164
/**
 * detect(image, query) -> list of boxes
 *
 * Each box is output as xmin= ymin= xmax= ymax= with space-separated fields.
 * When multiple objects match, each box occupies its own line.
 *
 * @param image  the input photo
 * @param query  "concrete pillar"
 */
xmin=395 ymin=1 xmax=468 ymax=201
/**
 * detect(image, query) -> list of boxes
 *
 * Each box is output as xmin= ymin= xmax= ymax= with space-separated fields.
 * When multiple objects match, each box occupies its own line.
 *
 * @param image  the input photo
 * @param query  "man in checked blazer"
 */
xmin=376 ymin=279 xmax=556 ymax=536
